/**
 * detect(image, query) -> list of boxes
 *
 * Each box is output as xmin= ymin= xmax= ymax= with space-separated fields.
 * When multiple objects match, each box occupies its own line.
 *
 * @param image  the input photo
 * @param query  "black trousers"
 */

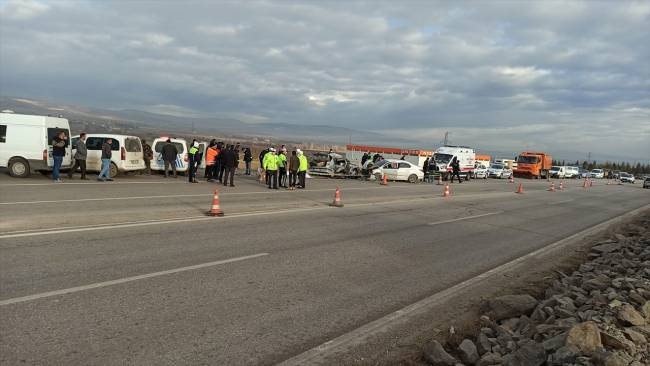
xmin=267 ymin=170 xmax=278 ymax=189
xmin=289 ymin=170 xmax=298 ymax=187
xmin=298 ymin=171 xmax=306 ymax=188
xmin=451 ymin=171 xmax=462 ymax=183
xmin=278 ymin=168 xmax=286 ymax=187
xmin=223 ymin=166 xmax=235 ymax=186
xmin=188 ymin=160 xmax=197 ymax=182
xmin=245 ymin=161 xmax=251 ymax=175
xmin=68 ymin=159 xmax=86 ymax=178
xmin=218 ymin=162 xmax=226 ymax=182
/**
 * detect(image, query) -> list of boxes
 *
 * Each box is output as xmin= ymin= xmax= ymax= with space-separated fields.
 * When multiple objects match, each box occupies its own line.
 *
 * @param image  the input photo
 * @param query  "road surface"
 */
xmin=1 ymin=172 xmax=648 ymax=365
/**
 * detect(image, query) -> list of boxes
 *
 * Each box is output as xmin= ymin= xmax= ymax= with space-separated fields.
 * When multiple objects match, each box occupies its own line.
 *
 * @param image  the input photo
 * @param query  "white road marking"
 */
xmin=428 ymin=211 xmax=502 ymax=225
xmin=277 ymin=204 xmax=650 ymax=366
xmin=0 ymin=253 xmax=269 ymax=306
xmin=0 ymin=185 xmax=417 ymax=205
xmin=549 ymin=199 xmax=575 ymax=205
xmin=0 ymin=192 xmax=517 ymax=239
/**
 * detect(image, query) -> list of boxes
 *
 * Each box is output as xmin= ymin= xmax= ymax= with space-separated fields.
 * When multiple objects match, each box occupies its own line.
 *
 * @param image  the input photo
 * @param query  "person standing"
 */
xmin=218 ymin=144 xmax=229 ymax=183
xmin=297 ymin=149 xmax=308 ymax=189
xmin=68 ymin=132 xmax=88 ymax=180
xmin=259 ymin=147 xmax=269 ymax=184
xmin=263 ymin=148 xmax=278 ymax=189
xmin=97 ymin=138 xmax=113 ymax=181
xmin=288 ymin=150 xmax=299 ymax=190
xmin=361 ymin=152 xmax=370 ymax=166
xmin=188 ymin=140 xmax=200 ymax=183
xmin=450 ymin=157 xmax=462 ymax=183
xmin=205 ymin=142 xmax=218 ymax=181
xmin=161 ymin=139 xmax=178 ymax=178
xmin=51 ymin=130 xmax=67 ymax=183
xmin=277 ymin=150 xmax=287 ymax=188
xmin=223 ymin=145 xmax=237 ymax=187
xmin=141 ymin=139 xmax=153 ymax=175
xmin=243 ymin=148 xmax=253 ymax=175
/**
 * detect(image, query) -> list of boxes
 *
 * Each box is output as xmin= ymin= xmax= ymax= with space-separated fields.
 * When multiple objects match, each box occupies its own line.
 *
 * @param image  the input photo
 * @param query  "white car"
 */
xmin=72 ymin=134 xmax=145 ymax=177
xmin=549 ymin=166 xmax=566 ymax=179
xmin=590 ymin=169 xmax=604 ymax=179
xmin=473 ymin=164 xmax=488 ymax=179
xmin=488 ymin=163 xmax=512 ymax=179
xmin=565 ymin=166 xmax=580 ymax=179
xmin=372 ymin=159 xmax=423 ymax=183
xmin=619 ymin=172 xmax=635 ymax=183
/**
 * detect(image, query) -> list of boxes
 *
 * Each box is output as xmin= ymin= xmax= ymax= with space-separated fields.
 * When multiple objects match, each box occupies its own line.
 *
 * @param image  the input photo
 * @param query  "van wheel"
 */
xmin=109 ymin=162 xmax=118 ymax=178
xmin=408 ymin=174 xmax=418 ymax=183
xmin=9 ymin=157 xmax=30 ymax=178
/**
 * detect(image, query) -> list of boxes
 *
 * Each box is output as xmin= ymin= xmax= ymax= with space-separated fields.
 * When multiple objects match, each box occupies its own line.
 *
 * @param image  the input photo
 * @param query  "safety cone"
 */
xmin=329 ymin=187 xmax=344 ymax=207
xmin=548 ymin=182 xmax=555 ymax=192
xmin=589 ymin=179 xmax=593 ymax=187
xmin=582 ymin=178 xmax=589 ymax=189
xmin=207 ymin=189 xmax=224 ymax=217
xmin=559 ymin=180 xmax=565 ymax=190
xmin=437 ymin=174 xmax=442 ymax=185
xmin=442 ymin=183 xmax=451 ymax=198
xmin=515 ymin=182 xmax=524 ymax=194
xmin=508 ymin=175 xmax=515 ymax=184
xmin=380 ymin=174 xmax=388 ymax=186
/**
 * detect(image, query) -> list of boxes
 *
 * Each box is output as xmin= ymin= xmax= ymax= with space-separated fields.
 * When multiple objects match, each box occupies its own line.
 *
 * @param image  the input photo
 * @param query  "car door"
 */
xmin=84 ymin=137 xmax=103 ymax=171
xmin=397 ymin=162 xmax=412 ymax=180
xmin=382 ymin=161 xmax=399 ymax=180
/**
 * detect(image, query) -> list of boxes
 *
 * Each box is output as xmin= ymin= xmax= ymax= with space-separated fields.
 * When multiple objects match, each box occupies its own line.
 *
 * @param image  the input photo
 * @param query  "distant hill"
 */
xmin=0 ymin=96 xmax=400 ymax=146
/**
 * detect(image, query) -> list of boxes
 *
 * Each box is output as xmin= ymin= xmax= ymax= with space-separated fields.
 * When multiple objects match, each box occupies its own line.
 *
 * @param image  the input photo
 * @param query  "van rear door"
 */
xmin=122 ymin=137 xmax=145 ymax=170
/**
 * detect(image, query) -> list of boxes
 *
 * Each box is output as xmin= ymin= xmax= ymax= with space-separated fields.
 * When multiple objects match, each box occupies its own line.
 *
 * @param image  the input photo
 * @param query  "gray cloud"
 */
xmin=1 ymin=0 xmax=648 ymax=160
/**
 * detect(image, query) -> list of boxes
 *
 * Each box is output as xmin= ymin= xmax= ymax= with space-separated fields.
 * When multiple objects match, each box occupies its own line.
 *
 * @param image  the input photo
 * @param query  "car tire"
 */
xmin=8 ymin=157 xmax=30 ymax=178
xmin=408 ymin=174 xmax=418 ymax=183
xmin=109 ymin=162 xmax=118 ymax=178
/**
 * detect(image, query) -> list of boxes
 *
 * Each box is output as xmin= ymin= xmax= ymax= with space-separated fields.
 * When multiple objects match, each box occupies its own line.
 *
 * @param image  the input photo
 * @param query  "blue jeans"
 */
xmin=98 ymin=159 xmax=111 ymax=179
xmin=52 ymin=156 xmax=63 ymax=180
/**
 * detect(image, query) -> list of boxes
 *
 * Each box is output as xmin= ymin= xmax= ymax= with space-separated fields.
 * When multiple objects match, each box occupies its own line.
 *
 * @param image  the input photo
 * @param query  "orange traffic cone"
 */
xmin=509 ymin=175 xmax=514 ymax=184
xmin=589 ymin=179 xmax=593 ymax=187
xmin=329 ymin=187 xmax=344 ymax=207
xmin=548 ymin=182 xmax=555 ymax=192
xmin=515 ymin=182 xmax=524 ymax=194
xmin=582 ymin=178 xmax=589 ymax=188
xmin=380 ymin=174 xmax=388 ymax=186
xmin=442 ymin=183 xmax=451 ymax=198
xmin=559 ymin=180 xmax=565 ymax=190
xmin=208 ymin=189 xmax=224 ymax=216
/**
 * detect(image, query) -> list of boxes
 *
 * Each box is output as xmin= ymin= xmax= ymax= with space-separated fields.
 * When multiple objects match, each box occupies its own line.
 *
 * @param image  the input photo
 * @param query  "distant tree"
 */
xmin=582 ymin=161 xmax=588 ymax=169
xmin=575 ymin=160 xmax=580 ymax=166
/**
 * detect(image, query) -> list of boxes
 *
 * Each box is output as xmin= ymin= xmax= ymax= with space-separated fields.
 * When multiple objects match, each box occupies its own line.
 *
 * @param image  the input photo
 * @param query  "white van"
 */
xmin=151 ymin=137 xmax=190 ymax=173
xmin=549 ymin=166 xmax=567 ymax=178
xmin=565 ymin=166 xmax=580 ymax=179
xmin=71 ymin=134 xmax=145 ymax=177
xmin=0 ymin=111 xmax=72 ymax=177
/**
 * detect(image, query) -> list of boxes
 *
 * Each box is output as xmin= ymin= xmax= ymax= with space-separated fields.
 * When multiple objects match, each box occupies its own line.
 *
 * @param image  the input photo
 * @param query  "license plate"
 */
xmin=130 ymin=160 xmax=139 ymax=164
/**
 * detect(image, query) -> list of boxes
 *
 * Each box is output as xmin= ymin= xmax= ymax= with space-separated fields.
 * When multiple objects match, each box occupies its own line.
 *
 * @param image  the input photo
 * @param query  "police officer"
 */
xmin=263 ymin=148 xmax=279 ymax=189
xmin=297 ymin=149 xmax=308 ymax=189
xmin=277 ymin=149 xmax=287 ymax=188
xmin=188 ymin=140 xmax=200 ymax=183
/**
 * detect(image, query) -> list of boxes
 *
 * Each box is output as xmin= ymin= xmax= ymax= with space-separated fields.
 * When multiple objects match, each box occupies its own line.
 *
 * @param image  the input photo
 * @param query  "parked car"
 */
xmin=71 ymin=134 xmax=145 ymax=177
xmin=473 ymin=164 xmax=488 ymax=179
xmin=371 ymin=159 xmax=423 ymax=183
xmin=565 ymin=166 xmax=580 ymax=179
xmin=619 ymin=172 xmax=635 ymax=183
xmin=579 ymin=168 xmax=590 ymax=179
xmin=0 ymin=111 xmax=72 ymax=177
xmin=643 ymin=177 xmax=650 ymax=189
xmin=590 ymin=169 xmax=605 ymax=179
xmin=549 ymin=166 xmax=567 ymax=179
xmin=487 ymin=163 xmax=513 ymax=179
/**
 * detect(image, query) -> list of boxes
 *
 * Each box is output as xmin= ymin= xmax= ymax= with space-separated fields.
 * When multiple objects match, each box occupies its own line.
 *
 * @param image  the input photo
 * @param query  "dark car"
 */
xmin=644 ymin=177 xmax=650 ymax=189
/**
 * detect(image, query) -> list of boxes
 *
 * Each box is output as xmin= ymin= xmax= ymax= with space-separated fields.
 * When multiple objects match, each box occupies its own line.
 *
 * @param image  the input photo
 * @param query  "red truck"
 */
xmin=514 ymin=152 xmax=552 ymax=179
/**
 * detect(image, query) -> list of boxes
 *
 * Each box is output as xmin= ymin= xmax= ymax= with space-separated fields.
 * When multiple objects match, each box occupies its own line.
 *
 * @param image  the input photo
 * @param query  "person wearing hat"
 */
xmin=263 ymin=147 xmax=279 ymax=189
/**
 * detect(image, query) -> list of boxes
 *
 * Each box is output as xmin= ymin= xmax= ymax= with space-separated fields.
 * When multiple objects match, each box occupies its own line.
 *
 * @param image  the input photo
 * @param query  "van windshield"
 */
xmin=154 ymin=142 xmax=184 ymax=153
xmin=124 ymin=138 xmax=142 ymax=152
xmin=490 ymin=164 xmax=504 ymax=169
xmin=517 ymin=156 xmax=539 ymax=164
xmin=550 ymin=166 xmax=561 ymax=172
xmin=434 ymin=153 xmax=453 ymax=164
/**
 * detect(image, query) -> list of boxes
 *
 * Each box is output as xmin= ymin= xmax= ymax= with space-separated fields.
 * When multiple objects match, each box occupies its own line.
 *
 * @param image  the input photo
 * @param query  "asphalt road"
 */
xmin=1 ymin=172 xmax=648 ymax=365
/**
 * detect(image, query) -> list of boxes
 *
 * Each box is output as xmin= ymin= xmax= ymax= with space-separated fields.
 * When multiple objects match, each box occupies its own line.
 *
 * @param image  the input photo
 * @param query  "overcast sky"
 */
xmin=1 ymin=0 xmax=648 ymax=160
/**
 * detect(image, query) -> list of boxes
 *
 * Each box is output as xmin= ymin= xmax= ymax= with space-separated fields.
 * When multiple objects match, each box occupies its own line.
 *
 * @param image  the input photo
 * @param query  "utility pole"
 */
xmin=443 ymin=131 xmax=449 ymax=146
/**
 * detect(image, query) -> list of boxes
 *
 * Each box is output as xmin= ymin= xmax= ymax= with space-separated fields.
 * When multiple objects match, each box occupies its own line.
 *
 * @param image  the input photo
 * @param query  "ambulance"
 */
xmin=431 ymin=146 xmax=476 ymax=181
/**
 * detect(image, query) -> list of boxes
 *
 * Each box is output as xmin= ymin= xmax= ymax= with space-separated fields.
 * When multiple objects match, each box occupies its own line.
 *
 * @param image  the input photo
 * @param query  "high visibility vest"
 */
xmin=206 ymin=147 xmax=218 ymax=165
xmin=263 ymin=153 xmax=279 ymax=170
xmin=189 ymin=145 xmax=199 ymax=155
xmin=277 ymin=154 xmax=287 ymax=168
xmin=298 ymin=155 xmax=308 ymax=172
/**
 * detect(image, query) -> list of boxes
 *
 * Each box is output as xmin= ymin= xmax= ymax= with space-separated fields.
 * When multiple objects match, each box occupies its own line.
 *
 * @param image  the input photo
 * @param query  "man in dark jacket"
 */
xmin=243 ymin=148 xmax=253 ymax=175
xmin=142 ymin=139 xmax=153 ymax=175
xmin=223 ymin=145 xmax=237 ymax=187
xmin=97 ymin=138 xmax=113 ymax=181
xmin=68 ymin=132 xmax=88 ymax=180
xmin=288 ymin=150 xmax=300 ymax=190
xmin=450 ymin=157 xmax=462 ymax=183
xmin=51 ymin=130 xmax=67 ymax=182
xmin=218 ymin=144 xmax=229 ymax=182
xmin=161 ymin=139 xmax=178 ymax=178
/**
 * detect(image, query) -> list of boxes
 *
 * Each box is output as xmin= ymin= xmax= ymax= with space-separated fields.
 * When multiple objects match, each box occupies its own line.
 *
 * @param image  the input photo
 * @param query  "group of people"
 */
xmin=201 ymin=141 xmax=252 ymax=187
xmin=258 ymin=146 xmax=309 ymax=190
xmin=52 ymin=131 xmax=114 ymax=182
